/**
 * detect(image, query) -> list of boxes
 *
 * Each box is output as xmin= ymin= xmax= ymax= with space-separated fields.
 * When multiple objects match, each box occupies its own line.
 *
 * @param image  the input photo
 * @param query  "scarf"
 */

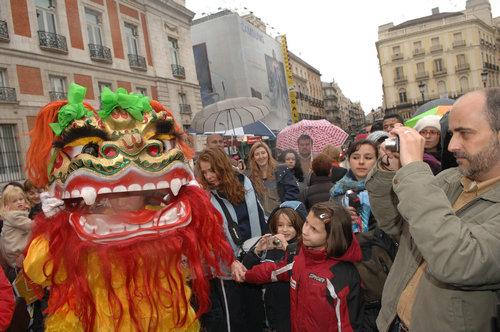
xmin=330 ymin=170 xmax=371 ymax=233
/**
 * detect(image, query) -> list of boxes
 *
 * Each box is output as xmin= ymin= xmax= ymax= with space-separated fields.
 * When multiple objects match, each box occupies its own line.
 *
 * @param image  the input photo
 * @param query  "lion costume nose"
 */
xmin=120 ymin=133 xmax=144 ymax=156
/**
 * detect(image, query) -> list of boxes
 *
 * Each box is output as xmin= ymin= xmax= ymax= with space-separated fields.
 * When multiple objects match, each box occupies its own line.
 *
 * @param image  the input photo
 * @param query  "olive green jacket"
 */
xmin=366 ymin=161 xmax=500 ymax=332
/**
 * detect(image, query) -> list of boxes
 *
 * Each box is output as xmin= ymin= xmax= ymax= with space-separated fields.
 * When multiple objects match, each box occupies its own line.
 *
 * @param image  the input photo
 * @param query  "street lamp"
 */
xmin=418 ymin=82 xmax=426 ymax=103
xmin=481 ymin=69 xmax=488 ymax=88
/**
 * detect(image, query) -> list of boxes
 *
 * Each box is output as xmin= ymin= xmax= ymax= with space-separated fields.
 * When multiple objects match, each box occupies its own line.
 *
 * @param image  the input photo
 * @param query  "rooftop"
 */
xmin=389 ymin=11 xmax=463 ymax=31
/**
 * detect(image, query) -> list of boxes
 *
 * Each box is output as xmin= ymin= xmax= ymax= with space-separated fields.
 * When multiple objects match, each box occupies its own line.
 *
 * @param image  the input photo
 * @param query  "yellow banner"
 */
xmin=280 ymin=35 xmax=299 ymax=123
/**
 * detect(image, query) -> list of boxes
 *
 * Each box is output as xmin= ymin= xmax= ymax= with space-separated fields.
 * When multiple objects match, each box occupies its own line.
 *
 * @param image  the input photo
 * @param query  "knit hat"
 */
xmin=268 ymin=200 xmax=308 ymax=223
xmin=414 ymin=115 xmax=441 ymax=133
xmin=367 ymin=130 xmax=389 ymax=144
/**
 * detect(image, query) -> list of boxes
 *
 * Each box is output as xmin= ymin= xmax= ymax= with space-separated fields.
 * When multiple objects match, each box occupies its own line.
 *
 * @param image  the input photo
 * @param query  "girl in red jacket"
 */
xmin=238 ymin=202 xmax=363 ymax=332
xmin=0 ymin=267 xmax=15 ymax=331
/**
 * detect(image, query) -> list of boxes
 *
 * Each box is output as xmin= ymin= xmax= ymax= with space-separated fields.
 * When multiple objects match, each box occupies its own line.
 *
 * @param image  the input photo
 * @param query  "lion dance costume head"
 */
xmin=23 ymin=83 xmax=233 ymax=331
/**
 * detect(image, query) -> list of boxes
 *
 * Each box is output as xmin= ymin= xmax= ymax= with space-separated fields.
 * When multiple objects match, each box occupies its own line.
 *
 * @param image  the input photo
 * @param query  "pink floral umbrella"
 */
xmin=276 ymin=119 xmax=348 ymax=154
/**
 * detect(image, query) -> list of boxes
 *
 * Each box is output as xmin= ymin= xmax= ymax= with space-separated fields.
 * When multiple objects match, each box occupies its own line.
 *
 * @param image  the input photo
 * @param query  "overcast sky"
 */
xmin=185 ymin=0 xmax=498 ymax=114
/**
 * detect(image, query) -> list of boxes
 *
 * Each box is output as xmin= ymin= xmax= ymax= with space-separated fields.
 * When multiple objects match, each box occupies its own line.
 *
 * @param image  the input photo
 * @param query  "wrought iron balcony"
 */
xmin=49 ymin=91 xmax=67 ymax=101
xmin=432 ymin=68 xmax=447 ymax=77
xmin=0 ymin=87 xmax=17 ymax=103
xmin=89 ymin=44 xmax=112 ymax=63
xmin=38 ymin=31 xmax=68 ymax=53
xmin=171 ymin=64 xmax=185 ymax=79
xmin=413 ymin=48 xmax=425 ymax=57
xmin=0 ymin=20 xmax=9 ymax=42
xmin=430 ymin=44 xmax=443 ymax=53
xmin=128 ymin=54 xmax=147 ymax=71
xmin=391 ymin=53 xmax=403 ymax=61
xmin=179 ymin=104 xmax=191 ymax=114
xmin=452 ymin=40 xmax=466 ymax=48
xmin=415 ymin=71 xmax=429 ymax=80
xmin=455 ymin=63 xmax=470 ymax=73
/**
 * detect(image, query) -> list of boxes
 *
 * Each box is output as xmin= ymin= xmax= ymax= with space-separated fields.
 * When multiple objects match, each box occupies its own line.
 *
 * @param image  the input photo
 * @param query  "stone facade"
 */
xmin=0 ymin=0 xmax=201 ymax=185
xmin=376 ymin=0 xmax=499 ymax=120
xmin=288 ymin=52 xmax=324 ymax=120
xmin=322 ymin=80 xmax=365 ymax=132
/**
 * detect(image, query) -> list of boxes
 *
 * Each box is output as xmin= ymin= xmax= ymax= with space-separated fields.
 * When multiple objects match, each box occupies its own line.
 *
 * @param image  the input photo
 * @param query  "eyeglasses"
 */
xmin=420 ymin=130 xmax=439 ymax=136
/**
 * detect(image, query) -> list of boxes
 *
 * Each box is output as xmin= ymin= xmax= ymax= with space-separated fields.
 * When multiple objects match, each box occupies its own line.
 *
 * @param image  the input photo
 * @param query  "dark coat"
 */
xmin=275 ymin=164 xmax=300 ymax=203
xmin=301 ymin=175 xmax=334 ymax=210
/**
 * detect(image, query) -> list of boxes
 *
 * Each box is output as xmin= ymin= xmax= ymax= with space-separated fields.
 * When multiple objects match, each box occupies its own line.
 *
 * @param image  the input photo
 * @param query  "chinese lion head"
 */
xmin=24 ymin=84 xmax=232 ymax=331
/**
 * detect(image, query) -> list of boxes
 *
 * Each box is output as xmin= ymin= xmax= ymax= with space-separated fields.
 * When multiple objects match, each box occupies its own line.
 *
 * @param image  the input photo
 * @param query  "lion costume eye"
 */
xmin=82 ymin=142 xmax=100 ymax=157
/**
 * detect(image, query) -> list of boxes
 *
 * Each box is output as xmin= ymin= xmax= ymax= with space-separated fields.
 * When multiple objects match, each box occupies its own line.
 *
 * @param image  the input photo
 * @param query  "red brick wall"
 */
xmin=90 ymin=0 xmax=104 ymax=5
xmin=117 ymin=81 xmax=132 ymax=92
xmin=16 ymin=66 xmax=43 ymax=95
xmin=74 ymin=74 xmax=95 ymax=100
xmin=106 ymin=0 xmax=124 ymax=59
xmin=140 ymin=13 xmax=153 ymax=66
xmin=151 ymin=85 xmax=158 ymax=100
xmin=119 ymin=4 xmax=139 ymax=19
xmin=26 ymin=116 xmax=37 ymax=132
xmin=10 ymin=0 xmax=31 ymax=37
xmin=65 ymin=0 xmax=84 ymax=49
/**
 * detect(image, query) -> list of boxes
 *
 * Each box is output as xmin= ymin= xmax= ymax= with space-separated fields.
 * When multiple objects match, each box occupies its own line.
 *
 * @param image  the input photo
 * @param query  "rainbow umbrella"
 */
xmin=405 ymin=105 xmax=452 ymax=128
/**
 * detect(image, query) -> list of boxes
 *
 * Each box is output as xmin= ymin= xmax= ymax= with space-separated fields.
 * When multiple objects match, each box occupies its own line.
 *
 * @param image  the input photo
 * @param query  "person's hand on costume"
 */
xmin=230 ymin=260 xmax=247 ymax=282
xmin=390 ymin=125 xmax=425 ymax=167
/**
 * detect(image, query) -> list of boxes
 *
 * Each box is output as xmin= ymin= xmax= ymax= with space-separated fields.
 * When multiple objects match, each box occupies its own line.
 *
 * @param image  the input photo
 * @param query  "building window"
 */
xmin=456 ymin=54 xmax=466 ymax=66
xmin=0 ymin=69 xmax=6 ymax=87
xmin=413 ymin=41 xmax=422 ymax=49
xmin=398 ymin=88 xmax=407 ymax=103
xmin=49 ymin=75 xmax=66 ymax=100
xmin=431 ymin=37 xmax=439 ymax=46
xmin=36 ymin=0 xmax=57 ymax=33
xmin=98 ymin=81 xmax=112 ymax=93
xmin=0 ymin=124 xmax=23 ymax=183
xmin=395 ymin=66 xmax=404 ymax=80
xmin=392 ymin=45 xmax=400 ymax=54
xmin=437 ymin=81 xmax=447 ymax=98
xmin=168 ymin=37 xmax=180 ymax=66
xmin=459 ymin=76 xmax=469 ymax=93
xmin=416 ymin=62 xmax=425 ymax=73
xmin=179 ymin=92 xmax=187 ymax=105
xmin=124 ymin=23 xmax=139 ymax=56
xmin=453 ymin=32 xmax=462 ymax=41
xmin=434 ymin=58 xmax=444 ymax=72
xmin=136 ymin=87 xmax=147 ymax=96
xmin=85 ymin=9 xmax=102 ymax=46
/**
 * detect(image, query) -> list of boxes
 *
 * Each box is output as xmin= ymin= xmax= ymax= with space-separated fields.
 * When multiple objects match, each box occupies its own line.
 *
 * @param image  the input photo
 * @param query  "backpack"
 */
xmin=354 ymin=227 xmax=397 ymax=306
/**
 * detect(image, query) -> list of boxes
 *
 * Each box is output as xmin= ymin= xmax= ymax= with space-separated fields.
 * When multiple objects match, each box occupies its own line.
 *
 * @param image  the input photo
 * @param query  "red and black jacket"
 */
xmin=245 ymin=238 xmax=363 ymax=332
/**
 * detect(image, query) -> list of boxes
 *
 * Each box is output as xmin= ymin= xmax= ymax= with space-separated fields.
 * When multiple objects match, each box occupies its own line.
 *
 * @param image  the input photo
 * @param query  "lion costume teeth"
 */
xmin=23 ymin=83 xmax=233 ymax=331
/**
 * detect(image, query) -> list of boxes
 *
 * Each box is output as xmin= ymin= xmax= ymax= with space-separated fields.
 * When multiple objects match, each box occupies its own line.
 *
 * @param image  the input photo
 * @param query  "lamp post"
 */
xmin=481 ymin=69 xmax=488 ymax=88
xmin=418 ymin=82 xmax=426 ymax=103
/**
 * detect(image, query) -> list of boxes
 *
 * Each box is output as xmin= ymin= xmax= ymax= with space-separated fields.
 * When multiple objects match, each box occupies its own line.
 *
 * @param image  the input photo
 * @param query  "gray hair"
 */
xmin=484 ymin=87 xmax=500 ymax=132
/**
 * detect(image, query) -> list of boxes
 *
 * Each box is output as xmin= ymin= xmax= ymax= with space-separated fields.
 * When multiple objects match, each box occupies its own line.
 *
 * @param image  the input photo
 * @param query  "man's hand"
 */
xmin=390 ymin=126 xmax=425 ymax=167
xmin=231 ymin=260 xmax=247 ymax=282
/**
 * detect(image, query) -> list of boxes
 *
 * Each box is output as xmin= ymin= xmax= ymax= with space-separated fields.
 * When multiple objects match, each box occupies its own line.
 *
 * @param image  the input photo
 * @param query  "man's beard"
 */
xmin=454 ymin=137 xmax=500 ymax=180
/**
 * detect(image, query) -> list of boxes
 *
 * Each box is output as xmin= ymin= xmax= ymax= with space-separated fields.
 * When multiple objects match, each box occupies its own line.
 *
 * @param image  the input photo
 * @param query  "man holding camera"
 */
xmin=366 ymin=88 xmax=500 ymax=332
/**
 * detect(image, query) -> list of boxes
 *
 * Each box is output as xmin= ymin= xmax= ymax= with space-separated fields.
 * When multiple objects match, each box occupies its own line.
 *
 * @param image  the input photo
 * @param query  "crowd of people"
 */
xmin=0 ymin=87 xmax=499 ymax=331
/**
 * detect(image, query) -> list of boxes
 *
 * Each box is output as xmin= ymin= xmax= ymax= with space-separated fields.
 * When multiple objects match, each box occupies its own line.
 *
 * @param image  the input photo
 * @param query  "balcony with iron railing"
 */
xmin=49 ymin=91 xmax=67 ymax=101
xmin=452 ymin=40 xmax=466 ymax=48
xmin=483 ymin=62 xmax=499 ymax=71
xmin=413 ymin=48 xmax=425 ymax=57
xmin=391 ymin=53 xmax=403 ymax=61
xmin=89 ymin=44 xmax=112 ymax=63
xmin=394 ymin=75 xmax=407 ymax=84
xmin=432 ymin=68 xmax=447 ymax=77
xmin=38 ymin=31 xmax=68 ymax=53
xmin=455 ymin=63 xmax=470 ymax=73
xmin=179 ymin=104 xmax=191 ymax=114
xmin=171 ymin=64 xmax=186 ymax=79
xmin=128 ymin=54 xmax=147 ymax=71
xmin=0 ymin=87 xmax=17 ymax=103
xmin=430 ymin=44 xmax=443 ymax=53
xmin=415 ymin=71 xmax=429 ymax=80
xmin=0 ymin=20 xmax=9 ymax=42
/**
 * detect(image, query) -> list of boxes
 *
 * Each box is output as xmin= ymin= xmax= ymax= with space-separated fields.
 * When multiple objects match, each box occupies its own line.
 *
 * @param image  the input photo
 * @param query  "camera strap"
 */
xmin=213 ymin=194 xmax=244 ymax=246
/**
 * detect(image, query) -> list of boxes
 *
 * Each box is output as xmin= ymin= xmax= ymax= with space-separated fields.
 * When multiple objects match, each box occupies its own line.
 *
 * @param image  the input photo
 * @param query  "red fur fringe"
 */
xmin=30 ymin=186 xmax=233 ymax=332
xmin=26 ymin=101 xmax=95 ymax=188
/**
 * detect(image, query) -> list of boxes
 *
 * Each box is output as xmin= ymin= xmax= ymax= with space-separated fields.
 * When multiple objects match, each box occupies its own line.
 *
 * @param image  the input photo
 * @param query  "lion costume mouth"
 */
xmin=49 ymin=161 xmax=196 ymax=244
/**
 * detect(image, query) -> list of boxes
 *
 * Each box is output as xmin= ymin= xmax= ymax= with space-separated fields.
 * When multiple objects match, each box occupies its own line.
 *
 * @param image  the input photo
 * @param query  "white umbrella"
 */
xmin=192 ymin=97 xmax=271 ymax=134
